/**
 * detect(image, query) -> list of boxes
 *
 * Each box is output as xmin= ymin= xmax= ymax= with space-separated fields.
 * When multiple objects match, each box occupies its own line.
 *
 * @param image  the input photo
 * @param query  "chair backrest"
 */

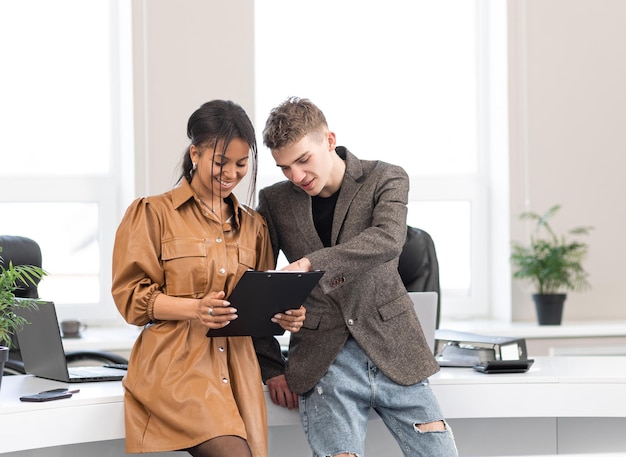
xmin=0 ymin=235 xmax=43 ymax=362
xmin=398 ymin=226 xmax=441 ymax=328
xmin=0 ymin=235 xmax=43 ymax=299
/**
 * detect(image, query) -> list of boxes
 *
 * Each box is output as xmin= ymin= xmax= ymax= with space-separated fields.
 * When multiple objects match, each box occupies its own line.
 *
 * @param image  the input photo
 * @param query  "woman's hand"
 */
xmin=196 ymin=291 xmax=238 ymax=329
xmin=272 ymin=305 xmax=306 ymax=332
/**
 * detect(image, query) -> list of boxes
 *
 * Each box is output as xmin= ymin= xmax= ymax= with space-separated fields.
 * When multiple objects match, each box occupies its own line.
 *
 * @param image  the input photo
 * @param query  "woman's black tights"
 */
xmin=187 ymin=435 xmax=252 ymax=457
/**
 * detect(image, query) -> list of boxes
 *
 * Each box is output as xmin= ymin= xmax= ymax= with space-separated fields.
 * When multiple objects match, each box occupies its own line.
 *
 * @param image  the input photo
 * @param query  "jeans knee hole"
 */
xmin=414 ymin=420 xmax=446 ymax=434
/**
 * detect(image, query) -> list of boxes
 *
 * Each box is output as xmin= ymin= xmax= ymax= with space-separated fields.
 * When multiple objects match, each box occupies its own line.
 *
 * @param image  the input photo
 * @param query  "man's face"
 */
xmin=271 ymin=131 xmax=338 ymax=197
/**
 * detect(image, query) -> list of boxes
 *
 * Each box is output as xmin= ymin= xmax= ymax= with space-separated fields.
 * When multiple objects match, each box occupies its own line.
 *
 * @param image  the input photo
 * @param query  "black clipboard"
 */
xmin=206 ymin=270 xmax=325 ymax=337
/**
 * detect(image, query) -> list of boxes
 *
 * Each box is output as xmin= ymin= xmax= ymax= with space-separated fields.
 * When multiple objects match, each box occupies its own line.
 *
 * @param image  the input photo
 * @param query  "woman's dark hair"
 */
xmin=179 ymin=100 xmax=258 ymax=205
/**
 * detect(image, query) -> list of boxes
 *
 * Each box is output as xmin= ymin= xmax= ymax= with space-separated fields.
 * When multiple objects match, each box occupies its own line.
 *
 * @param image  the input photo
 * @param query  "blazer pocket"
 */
xmin=301 ymin=312 xmax=321 ymax=330
xmin=161 ymin=237 xmax=207 ymax=297
xmin=377 ymin=297 xmax=413 ymax=321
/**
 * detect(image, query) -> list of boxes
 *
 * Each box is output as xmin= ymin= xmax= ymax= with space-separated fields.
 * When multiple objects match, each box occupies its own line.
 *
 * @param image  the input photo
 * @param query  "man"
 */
xmin=253 ymin=97 xmax=458 ymax=457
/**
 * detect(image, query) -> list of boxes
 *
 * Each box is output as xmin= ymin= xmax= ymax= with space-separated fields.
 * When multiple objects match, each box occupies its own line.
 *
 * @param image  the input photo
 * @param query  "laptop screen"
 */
xmin=408 ymin=291 xmax=438 ymax=354
xmin=15 ymin=301 xmax=73 ymax=380
xmin=14 ymin=301 xmax=125 ymax=382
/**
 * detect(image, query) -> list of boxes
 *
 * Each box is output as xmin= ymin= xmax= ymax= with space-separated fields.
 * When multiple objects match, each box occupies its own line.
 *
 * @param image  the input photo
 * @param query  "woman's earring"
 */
xmin=192 ymin=162 xmax=197 ymax=171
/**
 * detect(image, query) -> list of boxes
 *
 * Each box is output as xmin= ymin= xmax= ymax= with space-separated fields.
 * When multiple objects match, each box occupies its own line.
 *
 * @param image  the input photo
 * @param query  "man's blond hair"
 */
xmin=262 ymin=97 xmax=328 ymax=150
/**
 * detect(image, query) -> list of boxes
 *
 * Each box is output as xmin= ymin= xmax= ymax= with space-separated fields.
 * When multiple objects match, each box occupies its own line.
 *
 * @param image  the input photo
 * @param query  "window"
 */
xmin=0 ymin=0 xmax=132 ymax=323
xmin=255 ymin=0 xmax=508 ymax=319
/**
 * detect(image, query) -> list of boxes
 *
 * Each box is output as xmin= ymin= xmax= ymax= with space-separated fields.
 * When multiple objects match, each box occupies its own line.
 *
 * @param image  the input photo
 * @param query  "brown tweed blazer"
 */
xmin=254 ymin=147 xmax=439 ymax=394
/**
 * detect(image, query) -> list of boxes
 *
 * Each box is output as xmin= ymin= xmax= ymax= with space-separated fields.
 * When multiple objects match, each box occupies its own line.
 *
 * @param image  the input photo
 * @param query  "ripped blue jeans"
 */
xmin=299 ymin=337 xmax=458 ymax=457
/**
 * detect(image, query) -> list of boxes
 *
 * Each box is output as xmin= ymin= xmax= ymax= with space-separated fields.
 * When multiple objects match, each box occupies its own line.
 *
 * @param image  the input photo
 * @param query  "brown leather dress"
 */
xmin=112 ymin=179 xmax=274 ymax=456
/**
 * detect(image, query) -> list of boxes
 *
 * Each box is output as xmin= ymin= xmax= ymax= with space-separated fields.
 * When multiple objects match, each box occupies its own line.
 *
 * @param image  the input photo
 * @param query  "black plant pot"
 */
xmin=532 ymin=293 xmax=566 ymax=325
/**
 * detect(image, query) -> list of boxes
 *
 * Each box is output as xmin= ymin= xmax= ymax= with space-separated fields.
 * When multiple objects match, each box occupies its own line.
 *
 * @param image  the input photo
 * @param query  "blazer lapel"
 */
xmin=283 ymin=148 xmax=364 ymax=249
xmin=289 ymin=185 xmax=325 ymax=251
xmin=331 ymin=149 xmax=364 ymax=245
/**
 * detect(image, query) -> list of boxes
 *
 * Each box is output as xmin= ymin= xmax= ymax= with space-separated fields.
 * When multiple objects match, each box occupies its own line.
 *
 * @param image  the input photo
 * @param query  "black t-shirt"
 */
xmin=312 ymin=190 xmax=340 ymax=247
xmin=311 ymin=148 xmax=346 ymax=247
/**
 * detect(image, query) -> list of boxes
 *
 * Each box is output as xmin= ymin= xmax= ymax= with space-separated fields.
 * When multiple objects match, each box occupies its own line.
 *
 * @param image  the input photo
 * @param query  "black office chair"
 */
xmin=0 ymin=235 xmax=128 ymax=375
xmin=0 ymin=235 xmax=42 ymax=367
xmin=0 ymin=235 xmax=42 ymax=299
xmin=398 ymin=226 xmax=441 ymax=329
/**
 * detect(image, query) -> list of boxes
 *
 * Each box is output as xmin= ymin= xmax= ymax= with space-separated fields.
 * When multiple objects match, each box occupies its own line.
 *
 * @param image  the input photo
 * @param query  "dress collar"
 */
xmin=171 ymin=178 xmax=244 ymax=229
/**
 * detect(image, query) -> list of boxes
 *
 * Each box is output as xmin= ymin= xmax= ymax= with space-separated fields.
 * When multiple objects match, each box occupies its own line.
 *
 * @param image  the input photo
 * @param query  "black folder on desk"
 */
xmin=207 ymin=270 xmax=324 ymax=337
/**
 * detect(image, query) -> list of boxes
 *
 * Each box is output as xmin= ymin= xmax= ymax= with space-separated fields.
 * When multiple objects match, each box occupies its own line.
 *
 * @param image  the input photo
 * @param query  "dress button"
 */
xmin=347 ymin=319 xmax=354 ymax=326
xmin=218 ymin=346 xmax=224 ymax=352
xmin=219 ymin=268 xmax=226 ymax=274
xmin=222 ymin=378 xmax=228 ymax=384
xmin=216 ymin=237 xmax=222 ymax=243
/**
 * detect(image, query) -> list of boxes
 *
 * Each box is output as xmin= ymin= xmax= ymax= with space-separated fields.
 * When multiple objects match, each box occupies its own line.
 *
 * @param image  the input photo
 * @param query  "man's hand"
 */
xmin=281 ymin=257 xmax=311 ymax=272
xmin=266 ymin=374 xmax=299 ymax=409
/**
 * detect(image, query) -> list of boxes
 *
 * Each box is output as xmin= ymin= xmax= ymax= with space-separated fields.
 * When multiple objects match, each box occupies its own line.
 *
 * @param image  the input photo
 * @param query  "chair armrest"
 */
xmin=64 ymin=350 xmax=128 ymax=365
xmin=3 ymin=359 xmax=26 ymax=375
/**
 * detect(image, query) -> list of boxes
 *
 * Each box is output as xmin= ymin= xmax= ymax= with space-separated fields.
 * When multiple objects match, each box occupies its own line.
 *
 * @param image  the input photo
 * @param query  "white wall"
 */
xmin=508 ymin=0 xmax=626 ymax=321
xmin=132 ymin=0 xmax=626 ymax=322
xmin=131 ymin=0 xmax=255 ymax=199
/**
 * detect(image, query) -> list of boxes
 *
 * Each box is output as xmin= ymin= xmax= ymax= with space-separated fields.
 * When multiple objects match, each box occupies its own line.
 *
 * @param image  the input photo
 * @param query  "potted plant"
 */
xmin=0 ymin=245 xmax=46 ymax=384
xmin=511 ymin=204 xmax=593 ymax=325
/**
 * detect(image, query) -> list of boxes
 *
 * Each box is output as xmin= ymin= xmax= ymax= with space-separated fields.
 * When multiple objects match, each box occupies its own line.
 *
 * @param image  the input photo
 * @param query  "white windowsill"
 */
xmin=61 ymin=320 xmax=626 ymax=357
xmin=60 ymin=324 xmax=142 ymax=353
xmin=439 ymin=319 xmax=626 ymax=340
xmin=60 ymin=325 xmax=293 ymax=354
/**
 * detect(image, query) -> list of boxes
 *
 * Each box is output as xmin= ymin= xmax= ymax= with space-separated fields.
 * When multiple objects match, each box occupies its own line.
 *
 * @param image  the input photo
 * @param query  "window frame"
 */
xmin=254 ymin=0 xmax=508 ymax=321
xmin=0 ymin=0 xmax=133 ymax=324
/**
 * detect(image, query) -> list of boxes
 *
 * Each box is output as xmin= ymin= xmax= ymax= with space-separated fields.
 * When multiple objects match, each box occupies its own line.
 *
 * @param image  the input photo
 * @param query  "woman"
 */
xmin=112 ymin=100 xmax=305 ymax=457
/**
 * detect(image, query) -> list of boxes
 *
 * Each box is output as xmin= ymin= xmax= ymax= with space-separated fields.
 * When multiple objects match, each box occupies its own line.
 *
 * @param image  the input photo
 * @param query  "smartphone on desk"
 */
xmin=20 ymin=388 xmax=79 ymax=402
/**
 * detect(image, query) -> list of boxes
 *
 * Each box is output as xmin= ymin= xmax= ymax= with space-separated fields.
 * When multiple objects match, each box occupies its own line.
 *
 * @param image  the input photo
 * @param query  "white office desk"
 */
xmin=433 ymin=356 xmax=626 ymax=419
xmin=2 ymin=357 xmax=626 ymax=456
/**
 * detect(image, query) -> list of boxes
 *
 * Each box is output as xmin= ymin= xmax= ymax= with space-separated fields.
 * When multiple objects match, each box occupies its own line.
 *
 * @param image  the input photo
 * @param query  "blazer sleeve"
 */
xmin=252 ymin=335 xmax=286 ymax=382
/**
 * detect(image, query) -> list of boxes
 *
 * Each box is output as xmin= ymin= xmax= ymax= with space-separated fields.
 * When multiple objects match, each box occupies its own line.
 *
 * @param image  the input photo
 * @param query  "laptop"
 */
xmin=409 ymin=291 xmax=438 ymax=354
xmin=15 ymin=301 xmax=127 ymax=382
